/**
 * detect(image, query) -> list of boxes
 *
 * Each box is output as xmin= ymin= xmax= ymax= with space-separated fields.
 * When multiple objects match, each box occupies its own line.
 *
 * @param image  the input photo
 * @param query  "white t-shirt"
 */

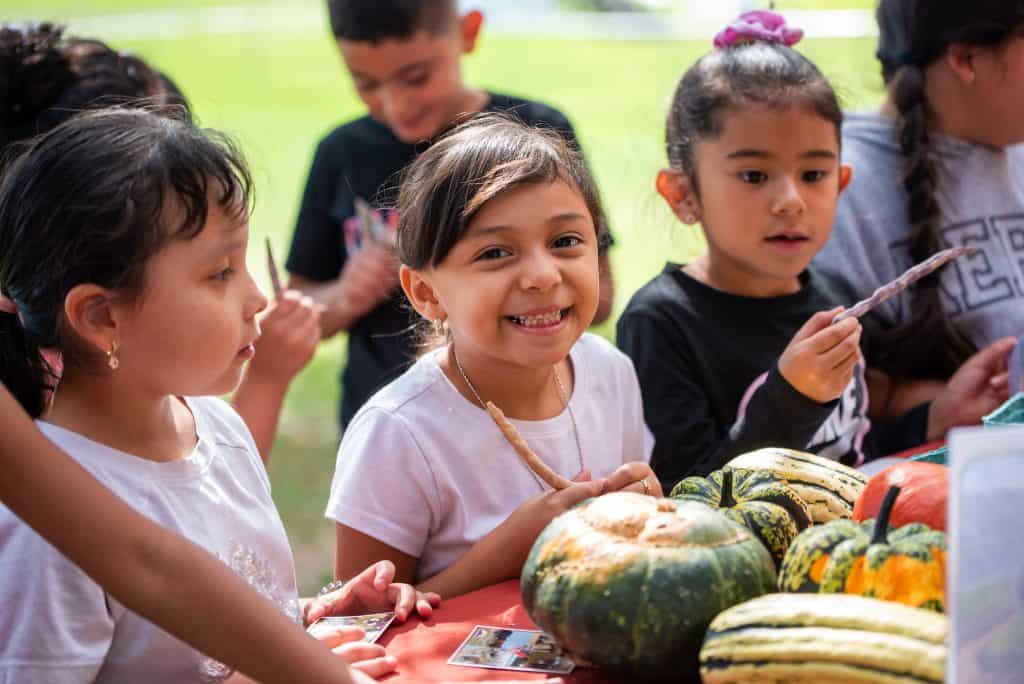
xmin=325 ymin=333 xmax=653 ymax=582
xmin=0 ymin=396 xmax=298 ymax=684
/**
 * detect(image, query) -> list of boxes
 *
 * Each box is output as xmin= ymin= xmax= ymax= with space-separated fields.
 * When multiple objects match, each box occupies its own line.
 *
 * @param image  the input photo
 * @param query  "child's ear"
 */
xmin=945 ymin=42 xmax=978 ymax=86
xmin=838 ymin=164 xmax=853 ymax=193
xmin=656 ymin=168 xmax=701 ymax=225
xmin=400 ymin=265 xmax=446 ymax=322
xmin=63 ymin=284 xmax=119 ymax=358
xmin=459 ymin=10 xmax=483 ymax=54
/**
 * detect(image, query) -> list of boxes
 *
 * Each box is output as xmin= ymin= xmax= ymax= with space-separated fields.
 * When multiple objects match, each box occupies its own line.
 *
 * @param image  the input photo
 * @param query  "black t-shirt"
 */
xmin=616 ymin=264 xmax=882 ymax=492
xmin=287 ymin=93 xmax=581 ymax=428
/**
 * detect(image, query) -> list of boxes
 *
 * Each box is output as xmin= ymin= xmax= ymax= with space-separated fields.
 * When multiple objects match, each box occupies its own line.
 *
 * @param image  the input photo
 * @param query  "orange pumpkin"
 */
xmin=853 ymin=461 xmax=948 ymax=531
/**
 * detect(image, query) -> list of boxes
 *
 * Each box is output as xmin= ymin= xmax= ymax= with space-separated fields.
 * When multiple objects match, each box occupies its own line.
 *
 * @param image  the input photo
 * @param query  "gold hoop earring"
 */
xmin=106 ymin=341 xmax=120 ymax=370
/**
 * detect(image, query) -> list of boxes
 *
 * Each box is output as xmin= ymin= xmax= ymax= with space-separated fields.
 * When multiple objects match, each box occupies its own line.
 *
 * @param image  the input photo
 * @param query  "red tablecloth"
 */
xmin=888 ymin=439 xmax=945 ymax=460
xmin=380 ymin=580 xmax=623 ymax=683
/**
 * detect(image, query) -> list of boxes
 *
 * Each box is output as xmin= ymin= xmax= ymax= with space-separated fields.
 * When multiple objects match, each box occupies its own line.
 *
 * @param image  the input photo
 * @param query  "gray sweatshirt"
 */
xmin=815 ymin=112 xmax=1024 ymax=371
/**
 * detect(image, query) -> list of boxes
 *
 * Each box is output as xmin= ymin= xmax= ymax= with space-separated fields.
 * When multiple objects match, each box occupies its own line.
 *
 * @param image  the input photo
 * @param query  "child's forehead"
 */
xmin=708 ymin=103 xmax=840 ymax=150
xmin=465 ymin=179 xmax=593 ymax=231
xmin=158 ymin=192 xmax=248 ymax=245
xmin=338 ymin=28 xmax=457 ymax=74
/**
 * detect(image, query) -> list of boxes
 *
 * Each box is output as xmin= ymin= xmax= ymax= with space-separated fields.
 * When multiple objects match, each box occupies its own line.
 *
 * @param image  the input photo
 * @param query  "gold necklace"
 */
xmin=451 ymin=346 xmax=585 ymax=491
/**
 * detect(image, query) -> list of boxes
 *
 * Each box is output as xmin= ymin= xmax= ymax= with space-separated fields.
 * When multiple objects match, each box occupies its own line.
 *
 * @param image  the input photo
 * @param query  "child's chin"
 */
xmin=203 ymin=371 xmax=245 ymax=398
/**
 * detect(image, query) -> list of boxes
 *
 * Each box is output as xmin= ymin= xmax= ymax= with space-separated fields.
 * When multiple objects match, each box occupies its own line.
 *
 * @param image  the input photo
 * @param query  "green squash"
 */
xmin=778 ymin=486 xmax=947 ymax=612
xmin=671 ymin=467 xmax=812 ymax=568
xmin=520 ymin=492 xmax=776 ymax=680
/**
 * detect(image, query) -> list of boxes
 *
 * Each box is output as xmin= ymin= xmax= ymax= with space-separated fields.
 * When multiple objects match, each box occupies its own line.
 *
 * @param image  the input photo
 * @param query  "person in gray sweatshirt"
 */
xmin=814 ymin=0 xmax=1024 ymax=387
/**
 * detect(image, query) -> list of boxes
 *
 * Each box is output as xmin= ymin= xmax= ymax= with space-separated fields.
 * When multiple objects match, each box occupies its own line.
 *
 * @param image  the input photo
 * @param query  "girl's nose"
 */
xmin=519 ymin=252 xmax=562 ymax=292
xmin=245 ymin=271 xmax=268 ymax=319
xmin=772 ymin=178 xmax=807 ymax=216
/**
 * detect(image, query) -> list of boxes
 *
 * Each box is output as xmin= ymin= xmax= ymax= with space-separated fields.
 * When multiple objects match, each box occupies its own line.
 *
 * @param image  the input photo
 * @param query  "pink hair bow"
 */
xmin=713 ymin=10 xmax=804 ymax=49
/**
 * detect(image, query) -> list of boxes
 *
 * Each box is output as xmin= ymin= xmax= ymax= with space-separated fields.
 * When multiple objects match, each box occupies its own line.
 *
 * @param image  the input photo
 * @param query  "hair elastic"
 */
xmin=713 ymin=10 xmax=803 ymax=49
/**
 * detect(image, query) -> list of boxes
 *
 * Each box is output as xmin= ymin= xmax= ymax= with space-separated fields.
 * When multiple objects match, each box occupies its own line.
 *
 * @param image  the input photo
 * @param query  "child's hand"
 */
xmin=305 ymin=560 xmax=440 ymax=624
xmin=778 ymin=308 xmax=862 ymax=403
xmin=927 ymin=336 xmax=1016 ymax=440
xmin=249 ymin=290 xmax=322 ymax=384
xmin=506 ymin=472 xmax=604 ymax=543
xmin=306 ymin=623 xmax=398 ymax=679
xmin=602 ymin=462 xmax=663 ymax=497
xmin=334 ymin=245 xmax=400 ymax=322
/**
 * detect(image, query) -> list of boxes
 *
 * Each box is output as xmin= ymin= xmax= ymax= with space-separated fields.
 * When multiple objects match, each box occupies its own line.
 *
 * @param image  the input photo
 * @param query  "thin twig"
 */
xmin=833 ymin=246 xmax=977 ymax=324
xmin=486 ymin=401 xmax=572 ymax=490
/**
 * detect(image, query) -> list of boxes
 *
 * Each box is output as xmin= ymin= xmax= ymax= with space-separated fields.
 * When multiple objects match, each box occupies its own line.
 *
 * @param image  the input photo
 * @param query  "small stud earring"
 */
xmin=684 ymin=214 xmax=697 ymax=224
xmin=106 ymin=340 xmax=120 ymax=370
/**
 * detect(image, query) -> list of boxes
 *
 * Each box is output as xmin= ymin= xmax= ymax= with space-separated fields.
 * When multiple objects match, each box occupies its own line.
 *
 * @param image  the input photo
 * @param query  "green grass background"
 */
xmin=7 ymin=0 xmax=885 ymax=594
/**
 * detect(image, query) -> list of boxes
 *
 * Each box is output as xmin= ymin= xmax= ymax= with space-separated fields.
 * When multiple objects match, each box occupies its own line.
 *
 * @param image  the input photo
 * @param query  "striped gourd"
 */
xmin=670 ymin=468 xmax=812 ymax=568
xmin=700 ymin=593 xmax=947 ymax=683
xmin=521 ymin=492 xmax=776 ymax=681
xmin=726 ymin=448 xmax=867 ymax=522
xmin=778 ymin=486 xmax=947 ymax=612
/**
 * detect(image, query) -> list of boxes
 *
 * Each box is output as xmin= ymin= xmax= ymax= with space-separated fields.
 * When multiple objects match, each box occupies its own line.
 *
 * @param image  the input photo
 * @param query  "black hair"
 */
xmin=326 ymin=0 xmax=457 ymax=42
xmin=0 ymin=108 xmax=251 ymax=417
xmin=873 ymin=0 xmax=1024 ymax=377
xmin=396 ymin=113 xmax=609 ymax=270
xmin=665 ymin=40 xmax=842 ymax=197
xmin=0 ymin=22 xmax=190 ymax=156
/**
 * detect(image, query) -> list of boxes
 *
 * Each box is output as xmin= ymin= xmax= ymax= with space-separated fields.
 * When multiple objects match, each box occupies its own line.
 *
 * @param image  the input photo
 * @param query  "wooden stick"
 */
xmin=833 ymin=246 xmax=977 ymax=324
xmin=486 ymin=401 xmax=573 ymax=490
xmin=265 ymin=237 xmax=284 ymax=300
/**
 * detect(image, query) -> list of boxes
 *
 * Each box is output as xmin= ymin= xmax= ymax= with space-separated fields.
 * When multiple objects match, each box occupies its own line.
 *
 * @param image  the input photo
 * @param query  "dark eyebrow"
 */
xmin=725 ymin=149 xmax=837 ymax=160
xmin=726 ymin=149 xmax=773 ymax=160
xmin=550 ymin=212 xmax=589 ymax=224
xmin=467 ymin=212 xmax=589 ymax=238
xmin=800 ymin=150 xmax=838 ymax=160
xmin=466 ymin=224 xmax=512 ymax=238
xmin=351 ymin=60 xmax=432 ymax=82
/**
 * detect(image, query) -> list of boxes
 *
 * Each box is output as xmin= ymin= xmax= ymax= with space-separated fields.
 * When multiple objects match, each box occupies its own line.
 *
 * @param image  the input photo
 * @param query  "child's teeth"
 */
xmin=513 ymin=310 xmax=563 ymax=327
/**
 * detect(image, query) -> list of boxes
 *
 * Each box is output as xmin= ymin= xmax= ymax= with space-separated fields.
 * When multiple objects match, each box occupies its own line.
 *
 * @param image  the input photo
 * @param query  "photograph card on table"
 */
xmin=948 ymin=426 xmax=1024 ymax=684
xmin=448 ymin=626 xmax=574 ymax=674
xmin=306 ymin=612 xmax=396 ymax=644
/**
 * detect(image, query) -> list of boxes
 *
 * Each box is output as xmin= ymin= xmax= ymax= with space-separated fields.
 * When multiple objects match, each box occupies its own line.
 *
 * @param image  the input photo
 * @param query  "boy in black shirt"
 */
xmin=287 ymin=0 xmax=614 ymax=429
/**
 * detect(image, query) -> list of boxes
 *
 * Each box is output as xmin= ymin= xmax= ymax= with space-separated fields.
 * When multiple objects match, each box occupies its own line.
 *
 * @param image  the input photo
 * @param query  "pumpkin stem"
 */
xmin=871 ymin=485 xmax=901 ymax=545
xmin=719 ymin=469 xmax=737 ymax=508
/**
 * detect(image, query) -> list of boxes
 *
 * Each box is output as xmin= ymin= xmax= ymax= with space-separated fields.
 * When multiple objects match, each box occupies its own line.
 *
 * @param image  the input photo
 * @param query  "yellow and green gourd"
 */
xmin=700 ymin=593 xmax=948 ymax=683
xmin=726 ymin=448 xmax=868 ymax=523
xmin=670 ymin=467 xmax=812 ymax=568
xmin=520 ymin=492 xmax=776 ymax=680
xmin=778 ymin=485 xmax=947 ymax=612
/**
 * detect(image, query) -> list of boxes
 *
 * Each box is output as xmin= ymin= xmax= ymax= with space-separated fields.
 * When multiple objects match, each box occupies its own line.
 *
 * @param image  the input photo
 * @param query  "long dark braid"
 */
xmin=872 ymin=0 xmax=1024 ymax=378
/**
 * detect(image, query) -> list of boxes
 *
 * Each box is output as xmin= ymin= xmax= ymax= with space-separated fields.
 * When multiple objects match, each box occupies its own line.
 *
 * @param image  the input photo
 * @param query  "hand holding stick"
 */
xmin=486 ymin=402 xmax=573 ymax=490
xmin=833 ymin=246 xmax=977 ymax=325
